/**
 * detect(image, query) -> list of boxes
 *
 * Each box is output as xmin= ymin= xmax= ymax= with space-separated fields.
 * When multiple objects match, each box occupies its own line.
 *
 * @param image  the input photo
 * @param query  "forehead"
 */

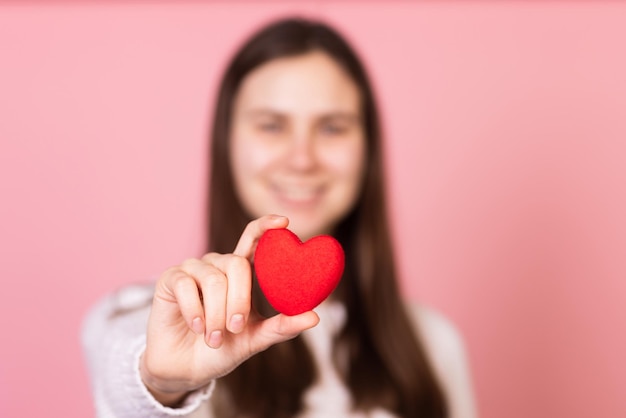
xmin=234 ymin=51 xmax=361 ymax=115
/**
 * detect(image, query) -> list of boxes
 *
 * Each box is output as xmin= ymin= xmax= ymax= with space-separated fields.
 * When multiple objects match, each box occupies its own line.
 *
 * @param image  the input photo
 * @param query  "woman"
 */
xmin=83 ymin=17 xmax=477 ymax=418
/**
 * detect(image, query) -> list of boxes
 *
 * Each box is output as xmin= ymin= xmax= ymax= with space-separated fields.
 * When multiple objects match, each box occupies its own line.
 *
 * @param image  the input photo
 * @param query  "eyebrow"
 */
xmin=243 ymin=109 xmax=288 ymax=119
xmin=244 ymin=108 xmax=361 ymax=122
xmin=318 ymin=113 xmax=361 ymax=124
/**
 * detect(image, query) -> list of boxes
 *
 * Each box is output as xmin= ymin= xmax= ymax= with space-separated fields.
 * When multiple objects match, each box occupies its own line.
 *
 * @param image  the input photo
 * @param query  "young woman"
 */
xmin=83 ymin=17 xmax=477 ymax=418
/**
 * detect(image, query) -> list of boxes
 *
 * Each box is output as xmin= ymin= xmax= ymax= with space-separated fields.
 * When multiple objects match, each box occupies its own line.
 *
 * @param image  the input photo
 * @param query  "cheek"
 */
xmin=231 ymin=135 xmax=274 ymax=181
xmin=326 ymin=140 xmax=367 ymax=186
xmin=230 ymin=136 xmax=262 ymax=210
xmin=230 ymin=136 xmax=274 ymax=216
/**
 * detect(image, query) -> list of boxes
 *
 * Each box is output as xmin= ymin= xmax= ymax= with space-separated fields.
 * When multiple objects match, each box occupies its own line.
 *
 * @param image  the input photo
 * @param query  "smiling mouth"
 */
xmin=272 ymin=184 xmax=324 ymax=205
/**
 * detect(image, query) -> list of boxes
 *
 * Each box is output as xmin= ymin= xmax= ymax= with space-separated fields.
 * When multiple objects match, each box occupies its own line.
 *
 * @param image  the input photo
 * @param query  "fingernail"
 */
xmin=191 ymin=317 xmax=204 ymax=335
xmin=208 ymin=330 xmax=223 ymax=348
xmin=229 ymin=314 xmax=244 ymax=334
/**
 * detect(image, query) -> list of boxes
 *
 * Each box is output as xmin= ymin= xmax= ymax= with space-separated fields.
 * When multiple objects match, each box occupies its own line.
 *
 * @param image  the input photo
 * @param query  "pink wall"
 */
xmin=1 ymin=2 xmax=625 ymax=417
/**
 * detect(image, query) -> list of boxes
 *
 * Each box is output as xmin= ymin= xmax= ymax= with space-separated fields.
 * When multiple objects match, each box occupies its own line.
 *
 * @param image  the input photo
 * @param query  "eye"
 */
xmin=319 ymin=122 xmax=348 ymax=136
xmin=260 ymin=123 xmax=281 ymax=132
xmin=256 ymin=120 xmax=284 ymax=134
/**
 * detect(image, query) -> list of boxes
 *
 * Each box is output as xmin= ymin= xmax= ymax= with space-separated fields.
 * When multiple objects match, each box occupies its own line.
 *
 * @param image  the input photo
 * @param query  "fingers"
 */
xmin=249 ymin=311 xmax=320 ymax=353
xmin=158 ymin=216 xmax=291 ymax=350
xmin=183 ymin=259 xmax=228 ymax=347
xmin=201 ymin=253 xmax=251 ymax=334
xmin=163 ymin=268 xmax=206 ymax=335
xmin=178 ymin=256 xmax=249 ymax=348
xmin=233 ymin=214 xmax=289 ymax=259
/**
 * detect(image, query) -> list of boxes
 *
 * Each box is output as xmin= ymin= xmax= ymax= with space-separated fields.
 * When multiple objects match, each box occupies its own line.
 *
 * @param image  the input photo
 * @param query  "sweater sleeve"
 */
xmin=81 ymin=284 xmax=215 ymax=418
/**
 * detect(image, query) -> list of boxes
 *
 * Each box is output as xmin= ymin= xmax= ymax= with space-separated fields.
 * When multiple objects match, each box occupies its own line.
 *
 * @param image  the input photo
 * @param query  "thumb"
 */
xmin=248 ymin=311 xmax=320 ymax=353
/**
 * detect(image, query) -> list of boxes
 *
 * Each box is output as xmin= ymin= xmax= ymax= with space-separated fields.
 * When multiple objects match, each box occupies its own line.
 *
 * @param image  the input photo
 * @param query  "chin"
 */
xmin=284 ymin=220 xmax=327 ymax=242
xmin=287 ymin=216 xmax=341 ymax=242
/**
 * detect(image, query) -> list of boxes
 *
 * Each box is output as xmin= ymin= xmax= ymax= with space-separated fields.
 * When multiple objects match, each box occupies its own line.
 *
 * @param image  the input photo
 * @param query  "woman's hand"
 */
xmin=139 ymin=215 xmax=320 ymax=405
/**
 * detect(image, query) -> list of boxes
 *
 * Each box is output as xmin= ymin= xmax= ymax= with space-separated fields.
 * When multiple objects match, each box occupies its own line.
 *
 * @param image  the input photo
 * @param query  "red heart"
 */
xmin=254 ymin=228 xmax=344 ymax=316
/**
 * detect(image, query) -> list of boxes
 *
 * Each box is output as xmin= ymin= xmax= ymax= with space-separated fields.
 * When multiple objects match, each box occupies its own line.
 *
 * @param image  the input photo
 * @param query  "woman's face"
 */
xmin=230 ymin=51 xmax=366 ymax=241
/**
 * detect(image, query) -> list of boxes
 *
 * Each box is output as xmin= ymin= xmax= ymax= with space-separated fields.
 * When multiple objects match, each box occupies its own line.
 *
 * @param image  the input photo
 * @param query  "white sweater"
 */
xmin=82 ymin=284 xmax=477 ymax=418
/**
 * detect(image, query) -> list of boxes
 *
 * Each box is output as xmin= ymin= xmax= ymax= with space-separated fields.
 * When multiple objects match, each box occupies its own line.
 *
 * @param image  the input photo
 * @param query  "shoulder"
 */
xmin=406 ymin=302 xmax=479 ymax=418
xmin=82 ymin=283 xmax=155 ymax=348
xmin=83 ymin=282 xmax=155 ymax=323
xmin=406 ymin=303 xmax=465 ymax=370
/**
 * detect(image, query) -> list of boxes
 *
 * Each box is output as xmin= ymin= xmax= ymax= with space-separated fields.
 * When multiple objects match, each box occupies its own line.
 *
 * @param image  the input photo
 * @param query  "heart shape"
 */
xmin=254 ymin=228 xmax=344 ymax=316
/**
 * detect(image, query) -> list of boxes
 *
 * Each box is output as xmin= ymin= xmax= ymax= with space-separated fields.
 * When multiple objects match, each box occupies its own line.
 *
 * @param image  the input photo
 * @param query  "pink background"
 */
xmin=1 ymin=2 xmax=625 ymax=417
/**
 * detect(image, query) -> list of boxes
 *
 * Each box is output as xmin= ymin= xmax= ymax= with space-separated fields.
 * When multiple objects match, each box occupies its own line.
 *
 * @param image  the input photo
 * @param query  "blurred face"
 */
xmin=230 ymin=51 xmax=366 ymax=241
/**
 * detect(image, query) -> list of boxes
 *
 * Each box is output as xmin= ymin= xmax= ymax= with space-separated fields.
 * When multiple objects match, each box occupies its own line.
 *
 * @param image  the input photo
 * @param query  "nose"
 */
xmin=285 ymin=131 xmax=318 ymax=171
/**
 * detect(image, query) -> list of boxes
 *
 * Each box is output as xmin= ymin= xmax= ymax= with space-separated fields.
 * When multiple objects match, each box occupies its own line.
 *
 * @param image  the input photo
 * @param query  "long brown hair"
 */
xmin=207 ymin=17 xmax=448 ymax=418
